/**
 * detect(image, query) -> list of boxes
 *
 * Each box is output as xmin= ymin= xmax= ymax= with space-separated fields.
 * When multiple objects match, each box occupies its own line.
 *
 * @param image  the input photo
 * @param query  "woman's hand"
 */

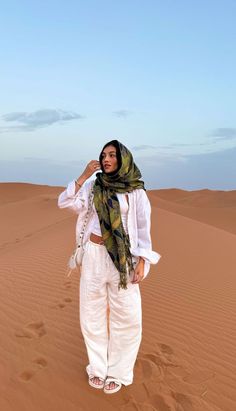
xmin=131 ymin=257 xmax=145 ymax=284
xmin=82 ymin=160 xmax=101 ymax=179
xmin=75 ymin=160 xmax=101 ymax=189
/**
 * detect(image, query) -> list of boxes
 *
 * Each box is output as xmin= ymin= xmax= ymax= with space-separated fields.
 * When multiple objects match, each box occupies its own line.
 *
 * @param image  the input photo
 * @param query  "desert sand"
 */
xmin=0 ymin=182 xmax=236 ymax=411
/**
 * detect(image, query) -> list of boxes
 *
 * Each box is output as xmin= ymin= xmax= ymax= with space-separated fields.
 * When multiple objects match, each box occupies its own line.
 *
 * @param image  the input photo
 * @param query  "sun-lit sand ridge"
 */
xmin=0 ymin=182 xmax=236 ymax=411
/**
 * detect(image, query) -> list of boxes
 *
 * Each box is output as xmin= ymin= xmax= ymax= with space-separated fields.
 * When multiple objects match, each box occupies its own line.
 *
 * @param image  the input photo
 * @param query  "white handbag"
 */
xmin=67 ymin=183 xmax=94 ymax=276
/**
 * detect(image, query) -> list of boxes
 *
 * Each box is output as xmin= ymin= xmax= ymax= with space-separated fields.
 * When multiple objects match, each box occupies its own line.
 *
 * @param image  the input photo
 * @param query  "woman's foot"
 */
xmin=88 ymin=375 xmax=105 ymax=389
xmin=104 ymin=376 xmax=122 ymax=394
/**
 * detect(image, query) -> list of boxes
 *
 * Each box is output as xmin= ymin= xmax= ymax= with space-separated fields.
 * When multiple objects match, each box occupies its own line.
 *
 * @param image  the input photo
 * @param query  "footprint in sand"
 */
xmin=33 ymin=357 xmax=48 ymax=368
xmin=122 ymin=393 xmax=175 ymax=411
xmin=159 ymin=343 xmax=174 ymax=355
xmin=156 ymin=342 xmax=178 ymax=365
xmin=171 ymin=392 xmax=194 ymax=410
xmin=19 ymin=357 xmax=47 ymax=382
xmin=64 ymin=297 xmax=72 ymax=303
xmin=145 ymin=348 xmax=178 ymax=370
xmin=51 ymin=296 xmax=73 ymax=309
xmin=58 ymin=303 xmax=66 ymax=308
xmin=131 ymin=343 xmax=177 ymax=391
xmin=125 ymin=344 xmax=182 ymax=406
xmin=19 ymin=369 xmax=35 ymax=382
xmin=182 ymin=369 xmax=215 ymax=384
xmin=153 ymin=391 xmax=204 ymax=411
xmin=124 ymin=343 xmax=212 ymax=411
xmin=15 ymin=320 xmax=46 ymax=339
xmin=148 ymin=393 xmax=179 ymax=411
xmin=172 ymin=390 xmax=212 ymax=410
xmin=122 ymin=388 xmax=196 ymax=411
xmin=59 ymin=296 xmax=73 ymax=308
xmin=126 ymin=352 xmax=168 ymax=404
xmin=123 ymin=389 xmax=207 ymax=411
xmin=135 ymin=357 xmax=163 ymax=384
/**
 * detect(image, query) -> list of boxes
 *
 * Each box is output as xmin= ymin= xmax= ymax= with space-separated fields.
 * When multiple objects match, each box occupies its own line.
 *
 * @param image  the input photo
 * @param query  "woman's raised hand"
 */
xmin=82 ymin=160 xmax=101 ymax=179
xmin=75 ymin=160 xmax=101 ymax=191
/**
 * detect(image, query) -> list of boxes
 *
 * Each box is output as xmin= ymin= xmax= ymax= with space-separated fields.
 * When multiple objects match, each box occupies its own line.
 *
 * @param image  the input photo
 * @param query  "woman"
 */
xmin=58 ymin=140 xmax=161 ymax=394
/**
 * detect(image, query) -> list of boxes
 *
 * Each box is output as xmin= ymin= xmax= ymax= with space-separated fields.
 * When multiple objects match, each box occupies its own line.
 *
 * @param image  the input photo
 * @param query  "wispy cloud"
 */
xmin=172 ymin=142 xmax=199 ymax=147
xmin=132 ymin=142 xmax=210 ymax=152
xmin=209 ymin=127 xmax=236 ymax=141
xmin=132 ymin=140 xmax=217 ymax=152
xmin=132 ymin=144 xmax=156 ymax=151
xmin=0 ymin=109 xmax=84 ymax=132
xmin=138 ymin=152 xmax=188 ymax=166
xmin=171 ymin=141 xmax=214 ymax=147
xmin=113 ymin=109 xmax=131 ymax=118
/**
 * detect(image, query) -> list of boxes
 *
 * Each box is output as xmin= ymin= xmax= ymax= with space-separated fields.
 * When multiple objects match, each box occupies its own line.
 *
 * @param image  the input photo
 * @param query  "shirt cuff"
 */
xmin=131 ymin=247 xmax=161 ymax=265
xmin=66 ymin=180 xmax=77 ymax=198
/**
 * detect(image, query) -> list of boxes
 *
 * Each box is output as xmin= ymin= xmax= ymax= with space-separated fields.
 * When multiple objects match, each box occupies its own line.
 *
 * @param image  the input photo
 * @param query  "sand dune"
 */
xmin=149 ymin=188 xmax=236 ymax=235
xmin=0 ymin=183 xmax=236 ymax=411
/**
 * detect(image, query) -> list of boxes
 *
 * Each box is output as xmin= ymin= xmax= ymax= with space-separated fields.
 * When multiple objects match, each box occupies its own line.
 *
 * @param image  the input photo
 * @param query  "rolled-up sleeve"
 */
xmin=58 ymin=180 xmax=90 ymax=214
xmin=132 ymin=189 xmax=161 ymax=266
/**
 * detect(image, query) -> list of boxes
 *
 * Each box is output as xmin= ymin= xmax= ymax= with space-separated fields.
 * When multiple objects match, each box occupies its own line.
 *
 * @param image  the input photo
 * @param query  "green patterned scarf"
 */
xmin=93 ymin=140 xmax=145 ymax=290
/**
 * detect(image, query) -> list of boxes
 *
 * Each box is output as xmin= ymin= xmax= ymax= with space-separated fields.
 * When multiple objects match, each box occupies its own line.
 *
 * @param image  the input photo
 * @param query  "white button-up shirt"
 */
xmin=58 ymin=179 xmax=161 ymax=278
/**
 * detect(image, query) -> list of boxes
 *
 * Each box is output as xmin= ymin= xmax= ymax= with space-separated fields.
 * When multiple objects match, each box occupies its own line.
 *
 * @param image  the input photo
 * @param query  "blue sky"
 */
xmin=0 ymin=0 xmax=235 ymax=189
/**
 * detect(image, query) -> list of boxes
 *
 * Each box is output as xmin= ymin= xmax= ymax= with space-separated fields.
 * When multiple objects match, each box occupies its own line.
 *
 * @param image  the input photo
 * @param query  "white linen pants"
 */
xmin=79 ymin=240 xmax=142 ymax=386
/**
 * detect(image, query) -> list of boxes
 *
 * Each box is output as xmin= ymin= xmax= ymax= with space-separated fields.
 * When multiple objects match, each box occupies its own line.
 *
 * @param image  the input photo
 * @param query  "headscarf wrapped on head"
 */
xmin=93 ymin=140 xmax=145 ymax=289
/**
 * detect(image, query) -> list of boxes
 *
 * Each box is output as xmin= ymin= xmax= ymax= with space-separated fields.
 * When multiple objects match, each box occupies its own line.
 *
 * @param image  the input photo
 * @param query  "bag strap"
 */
xmin=76 ymin=182 xmax=95 ymax=248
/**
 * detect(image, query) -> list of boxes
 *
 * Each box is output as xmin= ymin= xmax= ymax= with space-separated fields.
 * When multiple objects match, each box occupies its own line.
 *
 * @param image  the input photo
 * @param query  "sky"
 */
xmin=0 ymin=0 xmax=235 ymax=190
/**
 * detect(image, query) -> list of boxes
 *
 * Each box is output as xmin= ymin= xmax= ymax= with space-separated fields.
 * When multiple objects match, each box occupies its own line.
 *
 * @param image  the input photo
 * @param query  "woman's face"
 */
xmin=101 ymin=145 xmax=118 ymax=173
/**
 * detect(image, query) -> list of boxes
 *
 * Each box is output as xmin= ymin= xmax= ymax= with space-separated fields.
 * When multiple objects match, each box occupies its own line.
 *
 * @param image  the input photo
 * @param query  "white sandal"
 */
xmin=103 ymin=377 xmax=122 ymax=394
xmin=88 ymin=375 xmax=105 ymax=389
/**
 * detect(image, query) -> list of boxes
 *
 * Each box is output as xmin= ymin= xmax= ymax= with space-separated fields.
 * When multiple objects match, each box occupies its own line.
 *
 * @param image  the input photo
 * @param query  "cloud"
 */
xmin=171 ymin=142 xmax=201 ymax=147
xmin=171 ymin=141 xmax=215 ymax=147
xmin=0 ymin=109 xmax=84 ymax=132
xmin=209 ymin=128 xmax=236 ymax=141
xmin=132 ymin=143 xmax=196 ymax=151
xmin=132 ymin=140 xmax=216 ymax=152
xmin=137 ymin=151 xmax=188 ymax=166
xmin=113 ymin=109 xmax=131 ymax=118
xmin=132 ymin=144 xmax=156 ymax=151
